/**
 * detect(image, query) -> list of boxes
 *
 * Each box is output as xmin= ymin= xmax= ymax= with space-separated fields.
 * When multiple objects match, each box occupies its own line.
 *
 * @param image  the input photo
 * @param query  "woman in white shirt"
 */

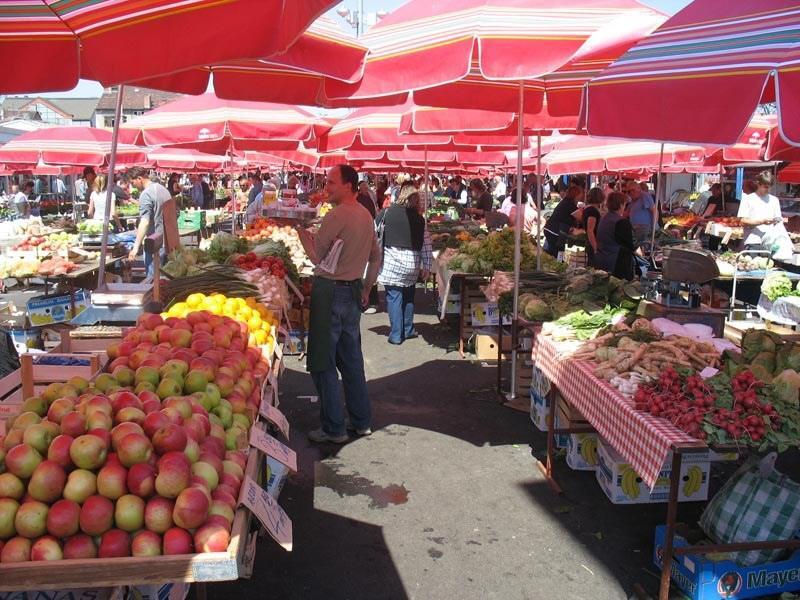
xmin=88 ymin=175 xmax=116 ymax=221
xmin=737 ymin=170 xmax=783 ymax=248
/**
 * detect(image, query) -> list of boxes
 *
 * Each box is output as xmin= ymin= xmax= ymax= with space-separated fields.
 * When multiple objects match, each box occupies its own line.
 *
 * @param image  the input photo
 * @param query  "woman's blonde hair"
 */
xmin=93 ymin=175 xmax=107 ymax=193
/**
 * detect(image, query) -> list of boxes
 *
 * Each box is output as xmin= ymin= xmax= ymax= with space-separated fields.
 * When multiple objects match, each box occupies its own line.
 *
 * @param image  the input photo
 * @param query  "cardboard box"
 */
xmin=529 ymin=388 xmax=567 ymax=448
xmin=653 ymin=525 xmax=800 ymax=600
xmin=470 ymin=302 xmax=511 ymax=327
xmin=266 ymin=455 xmax=289 ymax=499
xmin=436 ymin=295 xmax=461 ymax=315
xmin=283 ymin=329 xmax=305 ymax=355
xmin=475 ymin=333 xmax=501 ymax=360
xmin=566 ymin=433 xmax=599 ymax=471
xmin=27 ymin=290 xmax=89 ymax=325
xmin=126 ymin=583 xmax=189 ymax=600
xmin=595 ymin=438 xmax=710 ymax=504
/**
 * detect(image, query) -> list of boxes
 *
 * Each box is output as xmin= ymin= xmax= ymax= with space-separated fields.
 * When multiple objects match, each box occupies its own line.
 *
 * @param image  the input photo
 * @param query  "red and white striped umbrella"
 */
xmin=0 ymin=1 xmax=338 ymax=93
xmin=584 ymin=0 xmax=800 ymax=147
xmin=319 ymin=102 xmax=521 ymax=153
xmin=540 ymin=136 xmax=710 ymax=175
xmin=324 ymin=0 xmax=666 ymax=115
xmin=120 ymin=94 xmax=331 ymax=154
xmin=241 ymin=149 xmax=347 ymax=171
xmin=143 ymin=148 xmax=228 ymax=172
xmin=0 ymin=127 xmax=146 ymax=169
xmin=133 ymin=17 xmax=369 ymax=106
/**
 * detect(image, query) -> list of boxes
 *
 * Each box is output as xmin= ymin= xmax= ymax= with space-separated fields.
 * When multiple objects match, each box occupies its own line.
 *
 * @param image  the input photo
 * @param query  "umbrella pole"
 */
xmin=97 ymin=84 xmax=125 ymax=290
xmin=510 ymin=80 xmax=525 ymax=400
xmin=229 ymin=140 xmax=236 ymax=235
xmin=720 ymin=165 xmax=725 ymax=213
xmin=536 ymin=133 xmax=543 ymax=270
xmin=424 ymin=146 xmax=429 ymax=211
xmin=650 ymin=143 xmax=665 ymax=251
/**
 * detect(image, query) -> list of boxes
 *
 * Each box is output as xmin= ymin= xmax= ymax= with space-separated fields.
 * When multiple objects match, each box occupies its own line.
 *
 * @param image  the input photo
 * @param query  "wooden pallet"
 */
xmin=0 ymin=448 xmax=262 ymax=590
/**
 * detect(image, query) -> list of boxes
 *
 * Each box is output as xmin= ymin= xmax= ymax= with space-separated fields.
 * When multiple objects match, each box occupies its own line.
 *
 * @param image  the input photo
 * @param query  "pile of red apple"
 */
xmin=0 ymin=311 xmax=273 ymax=563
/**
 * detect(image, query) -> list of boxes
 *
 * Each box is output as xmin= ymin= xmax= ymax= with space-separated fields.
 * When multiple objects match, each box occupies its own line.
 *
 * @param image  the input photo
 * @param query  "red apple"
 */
xmin=98 ymin=529 xmax=131 ymax=558
xmin=96 ymin=463 xmax=128 ymax=500
xmin=131 ymin=530 xmax=162 ymax=557
xmin=117 ymin=432 xmax=153 ymax=467
xmin=79 ymin=495 xmax=114 ymax=536
xmin=63 ymin=534 xmax=97 ymax=559
xmin=47 ymin=434 xmax=75 ymax=469
xmin=162 ymin=527 xmax=193 ymax=555
xmin=46 ymin=499 xmax=80 ymax=538
xmin=144 ymin=496 xmax=174 ymax=534
xmin=194 ymin=521 xmax=230 ymax=553
xmin=28 ymin=461 xmax=67 ymax=503
xmin=126 ymin=463 xmax=155 ymax=498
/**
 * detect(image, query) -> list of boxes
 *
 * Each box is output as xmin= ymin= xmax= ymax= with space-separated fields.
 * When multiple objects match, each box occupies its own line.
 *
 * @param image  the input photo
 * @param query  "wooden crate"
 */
xmin=515 ymin=357 xmax=533 ymax=398
xmin=0 ymin=448 xmax=262 ymax=591
xmin=0 ymin=353 xmax=102 ymax=424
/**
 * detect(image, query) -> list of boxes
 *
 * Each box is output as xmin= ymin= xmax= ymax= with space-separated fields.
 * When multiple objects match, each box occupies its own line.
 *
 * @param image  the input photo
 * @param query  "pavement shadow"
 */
xmin=367 ymin=321 xmax=461 ymax=352
xmin=276 ymin=355 xmax=530 ymax=449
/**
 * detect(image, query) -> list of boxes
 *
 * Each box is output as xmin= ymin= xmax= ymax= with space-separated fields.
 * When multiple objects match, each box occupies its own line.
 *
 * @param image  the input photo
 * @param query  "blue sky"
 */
xmin=43 ymin=0 xmax=692 ymax=99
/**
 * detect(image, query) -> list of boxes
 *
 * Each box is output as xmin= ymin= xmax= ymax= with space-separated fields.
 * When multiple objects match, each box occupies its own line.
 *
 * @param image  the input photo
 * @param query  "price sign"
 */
xmin=268 ymin=370 xmax=279 ymax=404
xmin=239 ymin=476 xmax=292 ymax=551
xmin=259 ymin=396 xmax=290 ymax=440
xmin=250 ymin=425 xmax=297 ymax=472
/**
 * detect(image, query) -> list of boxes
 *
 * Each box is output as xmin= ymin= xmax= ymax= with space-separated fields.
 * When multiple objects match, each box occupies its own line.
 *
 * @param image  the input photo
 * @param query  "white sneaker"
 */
xmin=364 ymin=306 xmax=377 ymax=314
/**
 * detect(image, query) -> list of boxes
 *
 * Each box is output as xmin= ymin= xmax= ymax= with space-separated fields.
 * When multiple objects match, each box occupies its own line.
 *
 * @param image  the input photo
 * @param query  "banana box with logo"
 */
xmin=470 ymin=302 xmax=511 ymax=326
xmin=595 ymin=438 xmax=710 ymax=504
xmin=653 ymin=525 xmax=800 ymax=600
xmin=566 ymin=433 xmax=599 ymax=471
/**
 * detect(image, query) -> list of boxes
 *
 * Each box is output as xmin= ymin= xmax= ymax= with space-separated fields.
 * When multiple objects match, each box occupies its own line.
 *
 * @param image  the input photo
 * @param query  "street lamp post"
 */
xmin=336 ymin=1 xmax=387 ymax=37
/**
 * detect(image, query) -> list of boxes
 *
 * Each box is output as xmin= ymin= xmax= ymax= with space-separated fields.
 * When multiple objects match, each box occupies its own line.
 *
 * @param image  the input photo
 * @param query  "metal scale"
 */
xmin=639 ymin=246 xmax=726 ymax=336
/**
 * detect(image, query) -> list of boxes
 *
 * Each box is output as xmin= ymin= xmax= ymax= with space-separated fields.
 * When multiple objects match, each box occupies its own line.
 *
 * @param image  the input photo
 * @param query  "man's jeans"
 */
xmin=385 ymin=285 xmax=416 ymax=344
xmin=310 ymin=285 xmax=371 ymax=437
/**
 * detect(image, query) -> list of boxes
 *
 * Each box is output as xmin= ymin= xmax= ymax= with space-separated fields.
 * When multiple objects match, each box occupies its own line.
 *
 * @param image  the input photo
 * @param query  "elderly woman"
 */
xmin=376 ymin=185 xmax=433 ymax=345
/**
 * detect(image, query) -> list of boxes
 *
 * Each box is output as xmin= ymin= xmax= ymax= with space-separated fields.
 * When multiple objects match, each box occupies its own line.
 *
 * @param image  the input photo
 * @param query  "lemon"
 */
xmin=186 ymin=293 xmax=204 ymax=308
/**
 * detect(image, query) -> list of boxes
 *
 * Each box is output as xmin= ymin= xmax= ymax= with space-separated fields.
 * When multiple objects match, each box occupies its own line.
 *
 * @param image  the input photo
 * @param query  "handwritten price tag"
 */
xmin=250 ymin=425 xmax=297 ymax=472
xmin=239 ymin=476 xmax=292 ymax=551
xmin=267 ymin=370 xmax=279 ymax=404
xmin=259 ymin=396 xmax=290 ymax=440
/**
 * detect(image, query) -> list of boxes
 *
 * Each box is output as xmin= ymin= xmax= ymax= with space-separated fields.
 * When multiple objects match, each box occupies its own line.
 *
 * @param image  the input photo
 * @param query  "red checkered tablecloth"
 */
xmin=532 ymin=335 xmax=699 ymax=489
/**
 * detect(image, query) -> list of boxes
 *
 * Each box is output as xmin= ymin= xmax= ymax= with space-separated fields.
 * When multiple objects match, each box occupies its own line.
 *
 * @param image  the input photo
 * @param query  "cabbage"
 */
xmin=773 ymin=369 xmax=800 ymax=407
xmin=523 ymin=296 xmax=553 ymax=321
xmin=761 ymin=272 xmax=793 ymax=301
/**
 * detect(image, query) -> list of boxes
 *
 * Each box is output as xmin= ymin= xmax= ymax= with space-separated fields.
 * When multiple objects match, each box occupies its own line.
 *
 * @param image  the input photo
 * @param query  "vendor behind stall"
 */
xmin=702 ymin=183 xmax=723 ymax=218
xmin=543 ymin=184 xmax=584 ymax=257
xmin=464 ymin=178 xmax=494 ymax=218
xmin=738 ymin=170 xmax=790 ymax=257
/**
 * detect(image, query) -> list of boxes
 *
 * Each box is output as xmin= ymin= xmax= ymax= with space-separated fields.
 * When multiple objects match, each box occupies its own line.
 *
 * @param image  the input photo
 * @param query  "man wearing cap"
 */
xmin=296 ymin=164 xmax=382 ymax=444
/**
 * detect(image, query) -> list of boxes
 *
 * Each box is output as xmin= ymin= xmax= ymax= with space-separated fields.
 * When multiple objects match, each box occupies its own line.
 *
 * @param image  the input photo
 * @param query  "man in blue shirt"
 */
xmin=624 ymin=180 xmax=657 ymax=247
xmin=247 ymin=173 xmax=262 ymax=205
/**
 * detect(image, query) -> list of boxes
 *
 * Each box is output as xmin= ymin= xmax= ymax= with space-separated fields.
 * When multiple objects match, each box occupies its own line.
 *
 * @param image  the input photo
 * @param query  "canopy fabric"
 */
xmin=0 ymin=127 xmax=146 ymax=168
xmin=398 ymin=104 xmax=580 ymax=136
xmin=241 ymin=150 xmax=347 ymax=171
xmin=540 ymin=136 xmax=710 ymax=175
xmin=143 ymin=148 xmax=228 ymax=172
xmin=584 ymin=0 xmax=800 ymax=146
xmin=131 ymin=16 xmax=368 ymax=105
xmin=778 ymin=163 xmax=800 ymax=184
xmin=319 ymin=102 xmax=521 ymax=152
xmin=324 ymin=0 xmax=666 ymax=115
xmin=0 ymin=0 xmax=337 ymax=93
xmin=119 ymin=94 xmax=331 ymax=154
xmin=766 ymin=121 xmax=800 ymax=161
